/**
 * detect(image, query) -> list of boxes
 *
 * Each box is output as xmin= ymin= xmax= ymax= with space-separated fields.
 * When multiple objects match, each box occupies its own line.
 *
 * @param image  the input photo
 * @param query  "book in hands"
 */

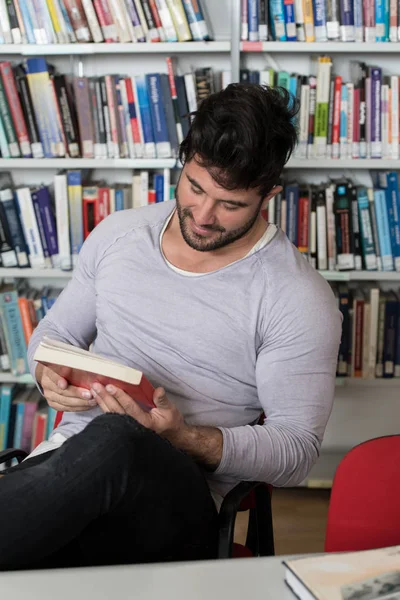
xmin=34 ymin=337 xmax=155 ymax=409
xmin=283 ymin=545 xmax=400 ymax=600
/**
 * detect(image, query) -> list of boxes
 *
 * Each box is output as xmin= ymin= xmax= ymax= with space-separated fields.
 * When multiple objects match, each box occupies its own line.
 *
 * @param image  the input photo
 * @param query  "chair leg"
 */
xmin=246 ymin=485 xmax=275 ymax=556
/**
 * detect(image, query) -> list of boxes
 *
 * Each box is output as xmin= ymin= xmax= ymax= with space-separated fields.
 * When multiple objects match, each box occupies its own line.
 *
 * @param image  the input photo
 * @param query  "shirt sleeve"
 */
xmin=214 ymin=274 xmax=342 ymax=487
xmin=27 ymin=223 xmax=102 ymax=381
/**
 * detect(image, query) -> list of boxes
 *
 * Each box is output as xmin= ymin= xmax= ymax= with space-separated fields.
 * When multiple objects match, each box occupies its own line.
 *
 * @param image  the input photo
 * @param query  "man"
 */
xmin=0 ymin=84 xmax=342 ymax=570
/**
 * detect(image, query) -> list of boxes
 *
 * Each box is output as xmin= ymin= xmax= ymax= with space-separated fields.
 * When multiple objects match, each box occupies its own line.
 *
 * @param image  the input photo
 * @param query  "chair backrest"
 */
xmin=325 ymin=435 xmax=400 ymax=553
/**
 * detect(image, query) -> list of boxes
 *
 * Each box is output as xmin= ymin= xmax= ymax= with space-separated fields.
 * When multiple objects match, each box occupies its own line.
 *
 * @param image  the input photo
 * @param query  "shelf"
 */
xmin=0 ymin=41 xmax=231 ymax=55
xmin=0 ymin=158 xmax=177 ymax=169
xmin=0 ymin=373 xmax=34 ymax=384
xmin=0 ymin=268 xmax=72 ymax=278
xmin=320 ymin=270 xmax=400 ymax=281
xmin=286 ymin=158 xmax=400 ymax=169
xmin=241 ymin=41 xmax=400 ymax=53
xmin=1 ymin=268 xmax=400 ymax=281
xmin=336 ymin=377 xmax=400 ymax=386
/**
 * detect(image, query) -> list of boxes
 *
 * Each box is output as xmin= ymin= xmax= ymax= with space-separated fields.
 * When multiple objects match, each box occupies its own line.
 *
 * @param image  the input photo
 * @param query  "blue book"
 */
xmin=18 ymin=0 xmax=35 ymax=43
xmin=0 ymin=384 xmax=15 ymax=451
xmin=32 ymin=186 xmax=59 ymax=264
xmin=339 ymin=0 xmax=355 ymax=41
xmin=115 ymin=188 xmax=124 ymax=211
xmin=67 ymin=170 xmax=84 ymax=264
xmin=269 ymin=0 xmax=287 ymax=40
xmin=340 ymin=84 xmax=348 ymax=157
xmin=134 ymin=76 xmax=156 ymax=159
xmin=47 ymin=406 xmax=57 ymax=438
xmin=145 ymin=74 xmax=171 ymax=159
xmin=0 ymin=188 xmax=29 ymax=268
xmin=181 ymin=0 xmax=209 ymax=40
xmin=248 ymin=0 xmax=260 ymax=41
xmin=285 ymin=184 xmax=299 ymax=246
xmin=378 ymin=172 xmax=400 ymax=272
xmin=374 ymin=189 xmax=394 ymax=271
xmin=283 ymin=0 xmax=297 ymax=40
xmin=31 ymin=188 xmax=52 ymax=268
xmin=154 ymin=174 xmax=164 ymax=203
xmin=375 ymin=0 xmax=387 ymax=40
xmin=13 ymin=400 xmax=25 ymax=449
xmin=0 ymin=288 xmax=28 ymax=375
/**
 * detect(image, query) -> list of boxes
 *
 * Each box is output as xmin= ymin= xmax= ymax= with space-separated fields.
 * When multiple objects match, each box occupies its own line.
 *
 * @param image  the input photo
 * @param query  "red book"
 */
xmin=34 ymin=337 xmax=155 ymax=409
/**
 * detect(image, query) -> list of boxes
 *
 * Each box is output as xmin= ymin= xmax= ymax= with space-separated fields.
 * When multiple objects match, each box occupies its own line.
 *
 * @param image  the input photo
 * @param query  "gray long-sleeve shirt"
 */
xmin=27 ymin=200 xmax=342 ymax=505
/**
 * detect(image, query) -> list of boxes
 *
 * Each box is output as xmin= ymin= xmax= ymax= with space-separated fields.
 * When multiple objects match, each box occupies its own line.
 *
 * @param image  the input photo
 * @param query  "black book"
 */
xmin=13 ymin=64 xmax=43 ymax=158
xmin=53 ymin=74 xmax=80 ymax=158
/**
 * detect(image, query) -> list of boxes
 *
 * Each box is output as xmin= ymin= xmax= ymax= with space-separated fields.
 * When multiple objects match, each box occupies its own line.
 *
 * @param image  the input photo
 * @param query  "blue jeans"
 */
xmin=0 ymin=414 xmax=219 ymax=570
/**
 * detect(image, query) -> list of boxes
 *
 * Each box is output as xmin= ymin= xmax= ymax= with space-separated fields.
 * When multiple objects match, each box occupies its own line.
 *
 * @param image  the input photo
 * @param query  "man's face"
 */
xmin=175 ymin=159 xmax=266 ymax=252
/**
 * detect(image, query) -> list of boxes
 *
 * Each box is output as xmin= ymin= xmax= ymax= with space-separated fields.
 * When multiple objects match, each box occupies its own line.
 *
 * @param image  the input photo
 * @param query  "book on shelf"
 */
xmin=241 ymin=0 xmax=400 ymax=43
xmin=283 ymin=545 xmax=400 ymax=600
xmin=242 ymin=57 xmax=400 ymax=162
xmin=0 ymin=56 xmax=231 ymax=160
xmin=34 ymin=336 xmax=155 ymax=408
xmin=0 ymin=0 xmax=212 ymax=45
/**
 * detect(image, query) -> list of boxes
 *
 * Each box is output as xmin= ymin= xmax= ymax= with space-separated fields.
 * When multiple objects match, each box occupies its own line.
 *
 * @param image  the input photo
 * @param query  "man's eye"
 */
xmin=223 ymin=204 xmax=239 ymax=211
xmin=191 ymin=186 xmax=203 ymax=195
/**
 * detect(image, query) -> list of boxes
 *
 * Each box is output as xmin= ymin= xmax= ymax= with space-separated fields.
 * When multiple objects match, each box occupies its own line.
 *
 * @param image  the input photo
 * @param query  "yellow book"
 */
xmin=46 ymin=0 xmax=62 ymax=38
xmin=302 ymin=0 xmax=315 ymax=42
xmin=165 ymin=0 xmax=192 ymax=41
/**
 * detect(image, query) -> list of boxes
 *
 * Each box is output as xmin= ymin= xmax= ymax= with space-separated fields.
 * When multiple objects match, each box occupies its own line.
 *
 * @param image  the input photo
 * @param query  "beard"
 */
xmin=175 ymin=186 xmax=263 ymax=253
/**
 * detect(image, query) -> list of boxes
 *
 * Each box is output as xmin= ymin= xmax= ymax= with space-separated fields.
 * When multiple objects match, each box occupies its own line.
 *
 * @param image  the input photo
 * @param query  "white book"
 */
xmin=0 ymin=0 xmax=12 ymax=43
xmin=109 ymin=0 xmax=132 ymax=42
xmin=391 ymin=75 xmax=399 ymax=159
xmin=365 ymin=76 xmax=372 ymax=158
xmin=132 ymin=174 xmax=142 ymax=209
xmin=325 ymin=184 xmax=336 ymax=271
xmin=140 ymin=171 xmax=149 ymax=207
xmin=54 ymin=174 xmax=71 ymax=271
xmin=38 ymin=0 xmax=57 ymax=43
xmin=184 ymin=73 xmax=198 ymax=119
xmin=163 ymin=168 xmax=170 ymax=202
xmin=390 ymin=0 xmax=398 ymax=40
xmin=267 ymin=195 xmax=275 ymax=224
xmin=316 ymin=200 xmax=327 ymax=270
xmin=154 ymin=0 xmax=177 ymax=41
xmin=109 ymin=188 xmax=116 ymax=214
xmin=15 ymin=187 xmax=46 ymax=269
xmin=50 ymin=0 xmax=70 ymax=43
xmin=120 ymin=0 xmax=139 ymax=42
xmin=297 ymin=84 xmax=310 ymax=159
xmin=82 ymin=0 xmax=104 ymax=42
xmin=293 ymin=0 xmax=305 ymax=40
xmin=133 ymin=0 xmax=149 ymax=38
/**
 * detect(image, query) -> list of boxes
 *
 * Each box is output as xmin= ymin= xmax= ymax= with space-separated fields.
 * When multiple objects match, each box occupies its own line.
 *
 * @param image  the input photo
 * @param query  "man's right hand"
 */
xmin=35 ymin=364 xmax=97 ymax=412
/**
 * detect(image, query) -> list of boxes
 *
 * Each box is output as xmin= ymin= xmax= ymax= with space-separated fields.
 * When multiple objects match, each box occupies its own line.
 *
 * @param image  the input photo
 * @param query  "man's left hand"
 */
xmin=91 ymin=382 xmax=185 ymax=443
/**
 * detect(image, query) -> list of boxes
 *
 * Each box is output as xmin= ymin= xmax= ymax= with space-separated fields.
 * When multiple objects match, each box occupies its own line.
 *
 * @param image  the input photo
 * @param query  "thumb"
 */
xmin=153 ymin=387 xmax=169 ymax=408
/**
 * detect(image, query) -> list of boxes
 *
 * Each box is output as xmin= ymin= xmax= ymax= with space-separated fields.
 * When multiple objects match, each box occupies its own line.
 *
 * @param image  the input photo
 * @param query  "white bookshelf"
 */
xmin=285 ymin=159 xmax=400 ymax=169
xmin=241 ymin=41 xmax=400 ymax=53
xmin=319 ymin=270 xmax=400 ymax=281
xmin=0 ymin=158 xmax=176 ymax=169
xmin=0 ymin=41 xmax=231 ymax=55
xmin=0 ymin=268 xmax=72 ymax=278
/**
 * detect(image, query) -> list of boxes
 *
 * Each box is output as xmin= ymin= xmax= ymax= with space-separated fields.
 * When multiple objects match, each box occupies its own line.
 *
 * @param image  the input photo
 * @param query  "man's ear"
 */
xmin=261 ymin=185 xmax=283 ymax=210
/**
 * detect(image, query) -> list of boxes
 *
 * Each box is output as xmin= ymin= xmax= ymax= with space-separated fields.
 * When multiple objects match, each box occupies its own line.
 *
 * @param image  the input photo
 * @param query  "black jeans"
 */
xmin=0 ymin=414 xmax=219 ymax=571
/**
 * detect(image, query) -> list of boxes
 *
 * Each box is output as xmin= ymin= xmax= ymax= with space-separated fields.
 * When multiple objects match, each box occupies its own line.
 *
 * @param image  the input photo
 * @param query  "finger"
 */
xmin=43 ymin=367 xmax=93 ymax=400
xmin=153 ymin=387 xmax=170 ymax=409
xmin=103 ymin=384 xmax=147 ymax=421
xmin=45 ymin=390 xmax=97 ymax=411
xmin=91 ymin=384 xmax=126 ymax=415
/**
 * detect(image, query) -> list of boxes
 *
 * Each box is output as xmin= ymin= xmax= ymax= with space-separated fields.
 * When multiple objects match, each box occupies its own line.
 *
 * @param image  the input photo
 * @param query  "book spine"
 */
xmin=134 ymin=75 xmax=156 ymax=158
xmin=105 ymin=74 xmax=119 ymax=158
xmin=6 ymin=0 xmax=22 ymax=42
xmin=54 ymin=174 xmax=71 ymax=271
xmin=53 ymin=75 xmax=80 ymax=158
xmin=302 ymin=0 xmax=315 ymax=40
xmin=146 ymin=73 xmax=171 ymax=159
xmin=147 ymin=0 xmax=166 ymax=40
xmin=94 ymin=78 xmax=107 ymax=159
xmin=0 ymin=294 xmax=27 ymax=376
xmin=374 ymin=188 xmax=394 ymax=271
xmin=93 ymin=0 xmax=119 ymax=41
xmin=14 ymin=67 xmax=43 ymax=159
xmin=73 ymin=76 xmax=94 ymax=159
xmin=353 ymin=0 xmax=363 ymax=41
xmin=63 ymin=0 xmax=92 ymax=41
xmin=125 ymin=77 xmax=143 ymax=157
xmin=0 ymin=74 xmax=19 ymax=158
xmin=119 ymin=78 xmax=135 ymax=159
xmin=31 ymin=189 xmax=52 ymax=268
xmin=364 ymin=0 xmax=376 ymax=41
xmin=114 ymin=76 xmax=128 ymax=158
xmin=357 ymin=187 xmax=378 ymax=270
xmin=0 ymin=62 xmax=31 ymax=157
xmin=0 ymin=190 xmax=29 ymax=268
xmin=313 ymin=0 xmax=327 ymax=40
xmin=81 ymin=0 xmax=103 ymax=41
xmin=154 ymin=0 xmax=178 ymax=40
xmin=269 ymin=0 xmax=287 ymax=40
xmin=15 ymin=187 xmax=46 ymax=269
xmin=339 ymin=0 xmax=355 ymax=40
xmin=25 ymin=58 xmax=57 ymax=158
xmin=17 ymin=0 xmax=35 ymax=43
xmin=370 ymin=68 xmax=382 ymax=159
xmin=166 ymin=0 xmax=192 ymax=40
xmin=124 ymin=0 xmax=146 ymax=41
xmin=314 ymin=57 xmax=332 ymax=158
xmin=67 ymin=170 xmax=83 ymax=267
xmin=140 ymin=0 xmax=160 ymax=41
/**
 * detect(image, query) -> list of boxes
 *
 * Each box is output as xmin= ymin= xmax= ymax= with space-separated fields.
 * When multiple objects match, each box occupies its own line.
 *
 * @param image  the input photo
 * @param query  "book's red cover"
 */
xmin=39 ymin=361 xmax=155 ymax=409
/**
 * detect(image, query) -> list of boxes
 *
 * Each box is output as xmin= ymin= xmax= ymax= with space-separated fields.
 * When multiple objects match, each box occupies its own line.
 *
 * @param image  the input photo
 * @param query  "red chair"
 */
xmin=325 ymin=435 xmax=400 ymax=553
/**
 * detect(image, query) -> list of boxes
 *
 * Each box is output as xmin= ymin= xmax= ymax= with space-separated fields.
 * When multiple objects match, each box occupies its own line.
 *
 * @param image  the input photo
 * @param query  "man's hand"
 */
xmin=91 ymin=382 xmax=184 ymax=440
xmin=36 ymin=363 xmax=97 ymax=412
xmin=92 ymin=383 xmax=223 ymax=470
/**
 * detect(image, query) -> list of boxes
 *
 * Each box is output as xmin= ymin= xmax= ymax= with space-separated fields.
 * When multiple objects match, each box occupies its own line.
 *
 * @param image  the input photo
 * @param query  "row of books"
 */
xmin=0 ymin=0 xmax=211 ymax=45
xmin=0 ymin=57 xmax=228 ymax=160
xmin=0 ymin=384 xmax=56 ymax=460
xmin=335 ymin=285 xmax=400 ymax=379
xmin=241 ymin=0 xmax=400 ymax=43
xmin=242 ymin=58 xmax=400 ymax=161
xmin=0 ymin=169 xmax=175 ymax=272
xmin=264 ymin=173 xmax=400 ymax=272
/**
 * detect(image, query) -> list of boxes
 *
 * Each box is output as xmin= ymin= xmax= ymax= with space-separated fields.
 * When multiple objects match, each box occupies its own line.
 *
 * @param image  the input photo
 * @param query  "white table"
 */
xmin=0 ymin=555 xmax=297 ymax=600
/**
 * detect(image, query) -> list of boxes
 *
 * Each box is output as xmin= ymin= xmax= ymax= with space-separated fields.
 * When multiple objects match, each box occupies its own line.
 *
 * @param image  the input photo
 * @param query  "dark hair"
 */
xmin=179 ymin=83 xmax=299 ymax=198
